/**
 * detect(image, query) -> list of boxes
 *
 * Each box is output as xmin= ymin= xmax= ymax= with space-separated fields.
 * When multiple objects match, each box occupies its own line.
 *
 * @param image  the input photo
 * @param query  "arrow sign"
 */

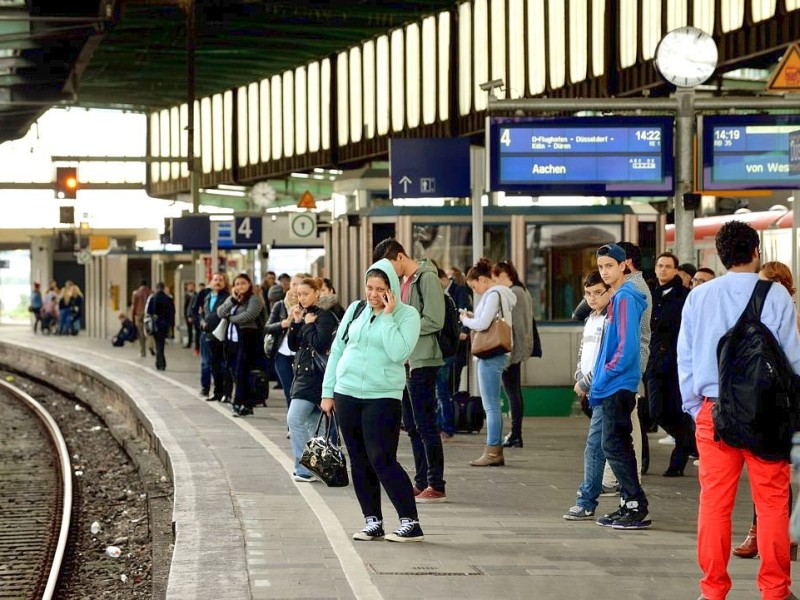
xmin=389 ymin=138 xmax=470 ymax=199
xmin=399 ymin=175 xmax=412 ymax=194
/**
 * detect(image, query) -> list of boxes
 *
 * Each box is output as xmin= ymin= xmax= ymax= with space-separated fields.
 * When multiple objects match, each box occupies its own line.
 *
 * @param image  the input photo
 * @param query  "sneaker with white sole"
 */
xmin=657 ymin=435 xmax=676 ymax=445
xmin=597 ymin=507 xmax=627 ymax=527
xmin=385 ymin=518 xmax=424 ymax=542
xmin=352 ymin=517 xmax=384 ymax=541
xmin=611 ymin=509 xmax=652 ymax=530
xmin=563 ymin=506 xmax=595 ymax=521
xmin=292 ymin=472 xmax=318 ymax=483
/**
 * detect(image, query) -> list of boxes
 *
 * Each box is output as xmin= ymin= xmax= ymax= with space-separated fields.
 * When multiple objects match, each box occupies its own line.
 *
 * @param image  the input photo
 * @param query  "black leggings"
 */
xmin=334 ymin=393 xmax=417 ymax=522
xmin=502 ymin=362 xmax=524 ymax=439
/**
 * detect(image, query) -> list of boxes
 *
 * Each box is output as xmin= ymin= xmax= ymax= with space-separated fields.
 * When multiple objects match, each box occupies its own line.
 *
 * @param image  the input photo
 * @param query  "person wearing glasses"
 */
xmin=591 ymin=244 xmax=651 ymax=530
xmin=563 ymin=271 xmax=611 ymax=521
xmin=646 ymin=252 xmax=695 ymax=477
xmin=691 ymin=267 xmax=716 ymax=288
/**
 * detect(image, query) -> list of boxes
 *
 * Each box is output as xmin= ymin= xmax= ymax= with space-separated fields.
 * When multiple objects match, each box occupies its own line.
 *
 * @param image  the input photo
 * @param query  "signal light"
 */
xmin=56 ymin=167 xmax=78 ymax=199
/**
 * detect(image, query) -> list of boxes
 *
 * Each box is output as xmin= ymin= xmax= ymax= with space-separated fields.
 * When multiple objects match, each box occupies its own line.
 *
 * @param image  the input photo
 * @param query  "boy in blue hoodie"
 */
xmin=591 ymin=244 xmax=651 ymax=530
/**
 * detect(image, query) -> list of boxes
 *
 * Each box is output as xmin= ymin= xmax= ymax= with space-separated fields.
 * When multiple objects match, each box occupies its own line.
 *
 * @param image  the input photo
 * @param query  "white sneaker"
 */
xmin=292 ymin=472 xmax=318 ymax=483
xmin=658 ymin=435 xmax=676 ymax=445
xmin=693 ymin=459 xmax=700 ymax=467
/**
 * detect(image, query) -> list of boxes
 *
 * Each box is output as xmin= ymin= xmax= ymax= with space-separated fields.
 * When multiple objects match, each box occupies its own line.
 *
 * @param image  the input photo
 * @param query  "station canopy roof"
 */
xmin=0 ymin=0 xmax=457 ymax=143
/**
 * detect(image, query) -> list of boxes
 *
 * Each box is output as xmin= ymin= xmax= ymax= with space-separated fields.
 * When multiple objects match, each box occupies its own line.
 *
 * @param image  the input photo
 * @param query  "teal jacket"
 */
xmin=406 ymin=259 xmax=445 ymax=369
xmin=321 ymin=259 xmax=421 ymax=400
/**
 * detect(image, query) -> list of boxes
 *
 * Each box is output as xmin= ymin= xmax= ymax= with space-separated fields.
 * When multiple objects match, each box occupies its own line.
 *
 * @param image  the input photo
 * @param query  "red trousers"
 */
xmin=696 ymin=400 xmax=792 ymax=600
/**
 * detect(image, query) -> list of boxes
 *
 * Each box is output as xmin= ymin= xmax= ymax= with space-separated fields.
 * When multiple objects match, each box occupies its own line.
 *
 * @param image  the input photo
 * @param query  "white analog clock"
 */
xmin=655 ymin=26 xmax=718 ymax=88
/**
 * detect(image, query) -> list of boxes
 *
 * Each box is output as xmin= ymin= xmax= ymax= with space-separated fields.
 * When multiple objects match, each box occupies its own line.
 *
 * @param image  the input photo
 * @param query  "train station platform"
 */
xmin=0 ymin=325 xmax=780 ymax=600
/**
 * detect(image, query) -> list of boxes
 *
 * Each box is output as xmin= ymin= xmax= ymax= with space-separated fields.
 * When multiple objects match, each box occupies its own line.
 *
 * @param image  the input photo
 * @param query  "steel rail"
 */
xmin=0 ymin=379 xmax=73 ymax=600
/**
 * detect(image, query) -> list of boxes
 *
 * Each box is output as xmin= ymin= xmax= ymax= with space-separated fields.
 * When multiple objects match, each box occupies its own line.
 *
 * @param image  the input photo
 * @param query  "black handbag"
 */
xmin=300 ymin=412 xmax=349 ymax=487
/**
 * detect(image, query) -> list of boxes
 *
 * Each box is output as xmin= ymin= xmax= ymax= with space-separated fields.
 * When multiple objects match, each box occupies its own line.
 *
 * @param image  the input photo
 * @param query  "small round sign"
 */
xmin=290 ymin=213 xmax=316 ymax=239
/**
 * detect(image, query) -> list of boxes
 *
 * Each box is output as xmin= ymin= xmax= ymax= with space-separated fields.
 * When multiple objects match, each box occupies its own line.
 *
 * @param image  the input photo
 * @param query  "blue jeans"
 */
xmin=576 ymin=404 xmax=605 ymax=512
xmin=600 ymin=390 xmax=648 ymax=511
xmin=435 ymin=355 xmax=458 ymax=436
xmin=274 ymin=352 xmax=294 ymax=408
xmin=477 ymin=353 xmax=509 ymax=446
xmin=199 ymin=333 xmax=211 ymax=390
xmin=287 ymin=398 xmax=322 ymax=477
xmin=402 ymin=366 xmax=446 ymax=492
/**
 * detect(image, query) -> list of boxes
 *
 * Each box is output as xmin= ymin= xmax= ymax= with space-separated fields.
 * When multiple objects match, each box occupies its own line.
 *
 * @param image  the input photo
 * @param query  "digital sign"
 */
xmin=702 ymin=115 xmax=800 ymax=190
xmin=490 ymin=116 xmax=674 ymax=196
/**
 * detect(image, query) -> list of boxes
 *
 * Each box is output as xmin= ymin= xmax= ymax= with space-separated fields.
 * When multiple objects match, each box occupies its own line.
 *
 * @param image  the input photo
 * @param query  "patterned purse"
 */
xmin=300 ymin=411 xmax=349 ymax=487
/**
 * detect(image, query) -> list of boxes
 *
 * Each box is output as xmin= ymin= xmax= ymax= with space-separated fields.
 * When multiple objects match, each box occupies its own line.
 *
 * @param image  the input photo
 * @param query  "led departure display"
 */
xmin=490 ymin=116 xmax=674 ymax=196
xmin=702 ymin=115 xmax=800 ymax=190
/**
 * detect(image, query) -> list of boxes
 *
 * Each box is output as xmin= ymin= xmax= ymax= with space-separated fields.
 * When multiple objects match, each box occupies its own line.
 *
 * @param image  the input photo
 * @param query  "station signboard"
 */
xmin=171 ymin=214 xmax=263 ymax=250
xmin=701 ymin=115 xmax=800 ymax=190
xmin=489 ymin=116 xmax=675 ymax=196
xmin=389 ymin=138 xmax=471 ymax=199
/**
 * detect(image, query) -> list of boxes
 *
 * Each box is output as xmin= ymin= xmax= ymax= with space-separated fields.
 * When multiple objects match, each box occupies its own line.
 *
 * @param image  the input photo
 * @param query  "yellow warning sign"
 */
xmin=297 ymin=190 xmax=316 ymax=209
xmin=767 ymin=43 xmax=800 ymax=92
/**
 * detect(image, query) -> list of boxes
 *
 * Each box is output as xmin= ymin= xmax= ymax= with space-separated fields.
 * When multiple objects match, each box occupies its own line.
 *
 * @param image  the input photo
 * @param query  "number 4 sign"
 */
xmin=234 ymin=216 xmax=262 ymax=248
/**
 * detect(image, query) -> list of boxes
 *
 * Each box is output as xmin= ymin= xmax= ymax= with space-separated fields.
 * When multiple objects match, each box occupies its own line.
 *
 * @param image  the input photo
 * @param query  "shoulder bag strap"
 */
xmin=743 ymin=279 xmax=772 ymax=322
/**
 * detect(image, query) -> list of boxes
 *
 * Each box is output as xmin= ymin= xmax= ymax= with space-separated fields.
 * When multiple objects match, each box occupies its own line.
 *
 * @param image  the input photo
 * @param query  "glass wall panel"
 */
xmin=211 ymin=94 xmax=224 ymax=171
xmin=619 ymin=0 xmax=637 ymax=69
xmin=667 ymin=0 xmax=688 ymax=30
xmin=437 ymin=12 xmax=450 ymax=120
xmin=693 ymin=0 xmax=714 ymax=32
xmin=474 ymin=0 xmax=489 ymax=110
xmin=150 ymin=112 xmax=159 ymax=183
xmin=282 ymin=72 xmax=294 ymax=158
xmin=721 ymin=0 xmax=745 ymax=32
xmin=260 ymin=79 xmax=271 ymax=162
xmin=406 ymin=23 xmax=421 ymax=129
xmin=224 ymin=90 xmax=233 ymax=170
xmin=508 ymin=0 xmax=525 ymax=98
xmin=201 ymin=97 xmax=212 ymax=173
xmin=490 ymin=0 xmax=506 ymax=99
xmin=527 ymin=0 xmax=546 ymax=94
xmin=363 ymin=42 xmax=376 ymax=138
xmin=337 ymin=51 xmax=349 ymax=146
xmin=237 ymin=87 xmax=248 ymax=168
xmin=525 ymin=222 xmax=621 ymax=320
xmin=170 ymin=106 xmax=180 ymax=179
xmin=160 ymin=108 xmax=170 ymax=181
xmin=458 ymin=2 xmax=472 ymax=115
xmin=321 ymin=59 xmax=332 ymax=150
xmin=412 ymin=222 xmax=508 ymax=278
xmin=568 ymin=0 xmax=588 ymax=82
xmin=751 ymin=0 xmax=777 ymax=22
xmin=180 ymin=103 xmax=189 ymax=178
xmin=376 ymin=36 xmax=390 ymax=134
xmin=641 ymin=0 xmax=661 ymax=60
xmin=308 ymin=62 xmax=321 ymax=152
xmin=591 ymin=0 xmax=605 ymax=76
xmin=787 ymin=0 xmax=800 ymax=11
xmin=422 ymin=17 xmax=436 ymax=124
xmin=247 ymin=83 xmax=259 ymax=165
xmin=271 ymin=75 xmax=282 ymax=160
xmin=295 ymin=66 xmax=308 ymax=155
xmin=547 ymin=0 xmax=566 ymax=87
xmin=349 ymin=47 xmax=363 ymax=142
xmin=391 ymin=29 xmax=405 ymax=131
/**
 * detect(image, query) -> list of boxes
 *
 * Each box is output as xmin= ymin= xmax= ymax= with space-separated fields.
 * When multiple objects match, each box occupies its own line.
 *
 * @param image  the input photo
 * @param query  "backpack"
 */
xmin=714 ymin=280 xmax=800 ymax=461
xmin=414 ymin=278 xmax=461 ymax=359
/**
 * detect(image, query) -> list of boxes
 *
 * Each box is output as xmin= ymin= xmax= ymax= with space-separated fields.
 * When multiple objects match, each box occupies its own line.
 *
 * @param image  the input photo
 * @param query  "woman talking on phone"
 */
xmin=286 ymin=277 xmax=339 ymax=482
xmin=320 ymin=259 xmax=424 ymax=542
xmin=216 ymin=273 xmax=267 ymax=417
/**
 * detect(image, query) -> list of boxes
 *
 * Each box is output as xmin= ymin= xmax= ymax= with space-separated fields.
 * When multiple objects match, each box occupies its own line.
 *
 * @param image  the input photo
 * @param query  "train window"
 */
xmin=411 ymin=223 xmax=508 ymax=273
xmin=525 ymin=223 xmax=621 ymax=321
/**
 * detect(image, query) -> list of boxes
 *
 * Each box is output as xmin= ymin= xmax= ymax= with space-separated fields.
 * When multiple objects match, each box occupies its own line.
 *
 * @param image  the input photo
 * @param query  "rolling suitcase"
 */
xmin=451 ymin=391 xmax=484 ymax=433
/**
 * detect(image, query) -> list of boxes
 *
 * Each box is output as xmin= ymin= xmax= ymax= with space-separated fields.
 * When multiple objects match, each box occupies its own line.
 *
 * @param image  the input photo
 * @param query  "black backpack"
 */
xmin=415 ymin=278 xmax=461 ymax=359
xmin=714 ymin=280 xmax=800 ymax=461
xmin=341 ymin=300 xmax=367 ymax=344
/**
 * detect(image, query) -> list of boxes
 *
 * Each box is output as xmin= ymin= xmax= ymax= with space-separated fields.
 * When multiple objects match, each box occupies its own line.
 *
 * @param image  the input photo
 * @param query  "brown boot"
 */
xmin=469 ymin=445 xmax=505 ymax=467
xmin=732 ymin=525 xmax=757 ymax=558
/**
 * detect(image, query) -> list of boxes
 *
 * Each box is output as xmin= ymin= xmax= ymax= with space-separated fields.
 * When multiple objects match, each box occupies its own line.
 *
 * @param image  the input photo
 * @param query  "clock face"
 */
xmin=655 ymin=26 xmax=718 ymax=88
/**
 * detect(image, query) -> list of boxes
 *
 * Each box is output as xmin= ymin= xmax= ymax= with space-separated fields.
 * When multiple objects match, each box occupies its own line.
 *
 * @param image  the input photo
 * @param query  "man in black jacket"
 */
xmin=646 ymin=252 xmax=694 ymax=476
xmin=148 ymin=282 xmax=176 ymax=371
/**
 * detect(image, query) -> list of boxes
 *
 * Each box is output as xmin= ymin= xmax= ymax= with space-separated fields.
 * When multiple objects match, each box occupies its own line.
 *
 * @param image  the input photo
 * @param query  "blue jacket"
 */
xmin=321 ymin=258 xmax=421 ymax=400
xmin=589 ymin=280 xmax=646 ymax=404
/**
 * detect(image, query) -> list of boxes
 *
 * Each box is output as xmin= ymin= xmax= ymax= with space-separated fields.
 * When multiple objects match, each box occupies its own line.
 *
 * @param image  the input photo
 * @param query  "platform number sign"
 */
xmin=234 ymin=216 xmax=262 ymax=248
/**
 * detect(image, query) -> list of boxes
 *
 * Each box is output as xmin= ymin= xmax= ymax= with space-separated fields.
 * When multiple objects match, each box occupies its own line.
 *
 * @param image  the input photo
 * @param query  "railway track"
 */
xmin=0 ymin=379 xmax=72 ymax=600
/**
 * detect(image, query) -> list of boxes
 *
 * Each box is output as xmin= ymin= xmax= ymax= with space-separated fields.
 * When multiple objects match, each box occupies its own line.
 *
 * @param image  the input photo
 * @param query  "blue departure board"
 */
xmin=702 ymin=115 xmax=800 ymax=190
xmin=490 ymin=116 xmax=674 ymax=196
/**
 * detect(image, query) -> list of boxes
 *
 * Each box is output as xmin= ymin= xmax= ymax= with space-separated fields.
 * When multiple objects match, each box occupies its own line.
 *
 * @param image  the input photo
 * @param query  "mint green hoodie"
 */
xmin=321 ymin=258 xmax=421 ymax=400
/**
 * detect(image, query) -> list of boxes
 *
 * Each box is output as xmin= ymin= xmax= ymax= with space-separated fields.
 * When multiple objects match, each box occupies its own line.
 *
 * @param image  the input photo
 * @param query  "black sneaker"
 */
xmin=385 ymin=518 xmax=424 ymax=543
xmin=611 ymin=509 xmax=652 ymax=530
xmin=352 ymin=517 xmax=384 ymax=541
xmin=200 ymin=388 xmax=210 ymax=398
xmin=596 ymin=507 xmax=627 ymax=527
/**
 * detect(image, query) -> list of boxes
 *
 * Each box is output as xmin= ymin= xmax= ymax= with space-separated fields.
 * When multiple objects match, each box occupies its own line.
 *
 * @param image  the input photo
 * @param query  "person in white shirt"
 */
xmin=563 ymin=271 xmax=611 ymax=521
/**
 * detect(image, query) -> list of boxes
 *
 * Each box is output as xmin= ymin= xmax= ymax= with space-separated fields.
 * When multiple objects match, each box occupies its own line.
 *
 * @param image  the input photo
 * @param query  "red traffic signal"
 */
xmin=56 ymin=167 xmax=78 ymax=199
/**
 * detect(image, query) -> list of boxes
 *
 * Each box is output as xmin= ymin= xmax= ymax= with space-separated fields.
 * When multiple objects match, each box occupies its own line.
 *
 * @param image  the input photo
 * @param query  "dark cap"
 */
xmin=597 ymin=243 xmax=626 ymax=263
xmin=678 ymin=263 xmax=697 ymax=277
